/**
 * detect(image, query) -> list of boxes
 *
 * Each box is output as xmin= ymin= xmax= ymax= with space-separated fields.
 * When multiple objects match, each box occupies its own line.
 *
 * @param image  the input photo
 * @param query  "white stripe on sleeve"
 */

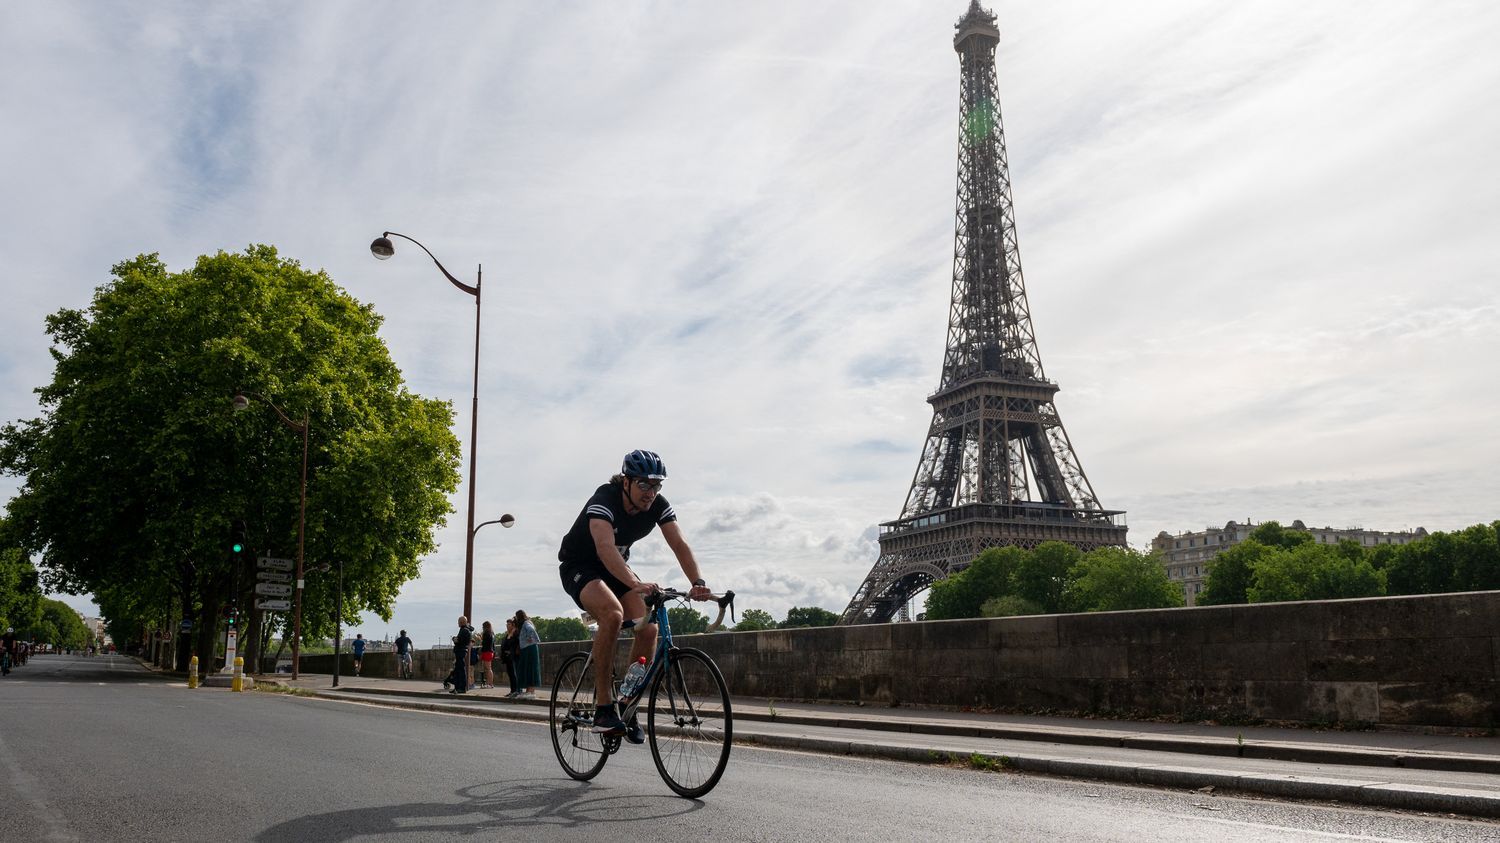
xmin=586 ymin=504 xmax=615 ymax=522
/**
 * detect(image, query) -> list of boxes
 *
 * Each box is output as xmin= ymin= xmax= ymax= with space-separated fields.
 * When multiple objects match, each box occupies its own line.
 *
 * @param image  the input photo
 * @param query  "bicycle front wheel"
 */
xmin=550 ymin=651 xmax=610 ymax=781
xmin=646 ymin=647 xmax=732 ymax=798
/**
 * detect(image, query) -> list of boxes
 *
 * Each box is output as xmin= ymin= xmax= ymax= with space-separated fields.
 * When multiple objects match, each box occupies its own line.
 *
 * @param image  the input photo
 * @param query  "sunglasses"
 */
xmin=633 ymin=478 xmax=664 ymax=492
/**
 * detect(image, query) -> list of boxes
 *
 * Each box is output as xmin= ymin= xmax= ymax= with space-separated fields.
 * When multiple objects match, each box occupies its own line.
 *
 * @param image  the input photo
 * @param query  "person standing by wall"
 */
xmin=500 ymin=618 xmax=520 ymax=698
xmin=445 ymin=616 xmax=473 ymax=694
xmin=478 ymin=621 xmax=496 ymax=689
xmin=514 ymin=610 xmax=541 ymax=699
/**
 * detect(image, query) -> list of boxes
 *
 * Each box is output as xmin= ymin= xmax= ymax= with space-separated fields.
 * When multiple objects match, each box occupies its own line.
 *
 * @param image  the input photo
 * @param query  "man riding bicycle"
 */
xmin=558 ymin=449 xmax=711 ymax=742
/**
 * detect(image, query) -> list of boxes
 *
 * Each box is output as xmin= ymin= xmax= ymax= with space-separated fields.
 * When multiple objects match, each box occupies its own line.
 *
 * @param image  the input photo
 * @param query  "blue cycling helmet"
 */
xmin=622 ymin=449 xmax=668 ymax=480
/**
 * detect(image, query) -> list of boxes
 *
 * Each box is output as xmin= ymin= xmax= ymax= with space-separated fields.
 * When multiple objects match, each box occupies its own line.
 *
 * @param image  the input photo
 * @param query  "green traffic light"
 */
xmin=232 ymin=542 xmax=243 ymax=553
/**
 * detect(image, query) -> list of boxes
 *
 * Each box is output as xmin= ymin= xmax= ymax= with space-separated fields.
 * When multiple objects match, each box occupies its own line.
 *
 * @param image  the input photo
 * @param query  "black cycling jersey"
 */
xmin=557 ymin=482 xmax=676 ymax=567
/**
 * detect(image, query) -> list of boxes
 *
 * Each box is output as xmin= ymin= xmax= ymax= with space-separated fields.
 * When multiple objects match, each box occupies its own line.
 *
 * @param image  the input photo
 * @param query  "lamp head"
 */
xmin=499 ymin=514 xmax=515 ymax=528
xmin=370 ymin=235 xmax=395 ymax=260
xmin=231 ymin=393 xmax=250 ymax=412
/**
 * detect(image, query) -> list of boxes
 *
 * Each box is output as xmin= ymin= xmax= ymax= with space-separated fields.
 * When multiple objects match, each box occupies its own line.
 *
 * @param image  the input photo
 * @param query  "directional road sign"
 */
xmin=255 ymin=599 xmax=291 ymax=612
xmin=255 ymin=583 xmax=293 ymax=597
xmin=256 ymin=570 xmax=293 ymax=584
xmin=257 ymin=557 xmax=294 ymax=572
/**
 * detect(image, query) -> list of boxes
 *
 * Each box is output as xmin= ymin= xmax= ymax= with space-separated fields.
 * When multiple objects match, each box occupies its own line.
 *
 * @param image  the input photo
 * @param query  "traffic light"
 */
xmin=227 ymin=608 xmax=238 ymax=628
xmin=230 ymin=519 xmax=247 ymax=555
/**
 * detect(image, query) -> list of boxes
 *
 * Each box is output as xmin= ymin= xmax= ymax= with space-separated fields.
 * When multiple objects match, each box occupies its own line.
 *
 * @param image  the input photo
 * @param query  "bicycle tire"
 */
xmin=550 ymin=651 xmax=610 ymax=781
xmin=646 ymin=647 xmax=732 ymax=798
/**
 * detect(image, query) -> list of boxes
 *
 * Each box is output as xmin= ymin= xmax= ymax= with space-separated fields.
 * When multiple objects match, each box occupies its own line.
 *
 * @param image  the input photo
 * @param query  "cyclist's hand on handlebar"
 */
xmin=631 ymin=579 xmax=660 ymax=596
xmin=688 ymin=582 xmax=712 ymax=601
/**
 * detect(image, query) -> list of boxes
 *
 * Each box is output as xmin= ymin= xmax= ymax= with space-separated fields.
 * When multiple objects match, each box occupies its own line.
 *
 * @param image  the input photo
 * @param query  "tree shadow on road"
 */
xmin=255 ymin=778 xmax=702 ymax=841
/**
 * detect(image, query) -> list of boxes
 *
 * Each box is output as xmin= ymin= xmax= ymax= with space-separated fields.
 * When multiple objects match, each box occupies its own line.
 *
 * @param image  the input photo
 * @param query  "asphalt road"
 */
xmin=3 ymin=655 xmax=1497 ymax=842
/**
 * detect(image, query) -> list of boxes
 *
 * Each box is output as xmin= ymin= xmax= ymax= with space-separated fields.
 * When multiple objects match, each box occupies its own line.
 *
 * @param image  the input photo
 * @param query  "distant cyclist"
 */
xmin=558 ymin=449 xmax=711 ymax=742
xmin=394 ymin=629 xmax=414 ymax=680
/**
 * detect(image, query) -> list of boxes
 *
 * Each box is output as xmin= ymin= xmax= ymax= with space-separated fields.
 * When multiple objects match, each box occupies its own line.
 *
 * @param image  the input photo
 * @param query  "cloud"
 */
xmin=3 ymin=1 xmax=1497 ymax=647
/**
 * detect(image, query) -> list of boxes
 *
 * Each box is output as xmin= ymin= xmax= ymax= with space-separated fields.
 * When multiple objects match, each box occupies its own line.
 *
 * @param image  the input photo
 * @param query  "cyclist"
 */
xmin=558 ymin=449 xmax=711 ymax=742
xmin=394 ymin=629 xmax=414 ymax=679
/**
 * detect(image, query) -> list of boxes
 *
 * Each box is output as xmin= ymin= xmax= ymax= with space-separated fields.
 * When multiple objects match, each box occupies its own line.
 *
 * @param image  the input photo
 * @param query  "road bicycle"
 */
xmin=549 ymin=588 xmax=735 ymax=798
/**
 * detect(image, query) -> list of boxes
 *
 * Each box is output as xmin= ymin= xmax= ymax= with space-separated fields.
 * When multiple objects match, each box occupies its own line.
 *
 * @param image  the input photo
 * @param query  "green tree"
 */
xmin=0 ymin=544 xmax=44 ymax=634
xmin=0 ymin=247 xmax=462 ymax=669
xmin=1247 ymin=542 xmax=1384 ymax=603
xmin=732 ymin=608 xmax=777 ymax=631
xmin=924 ymin=546 xmax=1027 ymax=620
xmin=1199 ymin=540 xmax=1278 ymax=606
xmin=780 ymin=606 xmax=840 ymax=628
xmin=979 ymin=594 xmax=1043 ymax=617
xmin=1015 ymin=541 xmax=1081 ymax=614
xmin=1247 ymin=521 xmax=1314 ymax=550
xmin=37 ymin=598 xmax=90 ymax=649
xmin=532 ymin=616 xmax=588 ymax=642
xmin=1063 ymin=546 xmax=1184 ymax=613
xmin=667 ymin=606 xmax=709 ymax=634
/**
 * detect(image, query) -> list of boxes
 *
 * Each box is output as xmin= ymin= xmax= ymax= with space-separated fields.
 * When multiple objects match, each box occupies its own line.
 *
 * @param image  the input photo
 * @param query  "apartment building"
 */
xmin=1152 ymin=519 xmax=1425 ymax=606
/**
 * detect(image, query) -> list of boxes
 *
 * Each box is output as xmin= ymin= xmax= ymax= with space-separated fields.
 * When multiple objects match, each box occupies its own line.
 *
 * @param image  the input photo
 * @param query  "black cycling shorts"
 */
xmin=559 ymin=559 xmax=632 ymax=610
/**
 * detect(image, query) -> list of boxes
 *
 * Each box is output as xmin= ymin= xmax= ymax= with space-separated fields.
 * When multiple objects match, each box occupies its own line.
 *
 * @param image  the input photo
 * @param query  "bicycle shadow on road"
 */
xmin=255 ymin=779 xmax=703 ymax=841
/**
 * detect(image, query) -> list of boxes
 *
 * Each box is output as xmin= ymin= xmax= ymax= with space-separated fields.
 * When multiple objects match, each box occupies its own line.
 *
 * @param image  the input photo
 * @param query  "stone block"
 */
xmin=1051 ymin=645 xmax=1128 ymax=680
xmin=840 ymin=623 xmax=892 ymax=651
xmin=992 ymin=646 xmax=1051 ymax=679
xmin=1246 ymin=681 xmax=1310 ymax=721
xmin=756 ymin=630 xmax=793 ymax=654
xmin=1378 ymin=681 xmax=1500 ymax=727
xmin=1128 ymin=644 xmax=1200 ymax=680
xmin=923 ymin=618 xmax=988 ymax=650
xmin=1326 ymin=591 xmax=1500 ymax=641
xmin=919 ymin=648 xmax=986 ymax=679
xmin=1200 ymin=641 xmax=1307 ymax=682
xmin=1308 ymin=681 xmax=1380 ymax=723
xmin=1307 ymin=637 xmax=1493 ymax=683
xmin=889 ymin=620 xmax=925 ymax=651
xmin=1231 ymin=600 xmax=1327 ymax=643
xmin=994 ymin=614 xmax=1059 ymax=649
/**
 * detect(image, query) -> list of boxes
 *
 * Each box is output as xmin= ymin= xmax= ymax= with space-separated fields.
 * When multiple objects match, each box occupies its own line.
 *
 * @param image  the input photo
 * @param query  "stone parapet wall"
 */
xmin=530 ymin=591 xmax=1497 ymax=727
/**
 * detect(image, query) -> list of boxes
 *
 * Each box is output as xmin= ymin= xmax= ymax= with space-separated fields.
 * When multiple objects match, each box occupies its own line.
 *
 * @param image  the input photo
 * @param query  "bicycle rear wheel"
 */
xmin=550 ymin=652 xmax=610 ymax=781
xmin=646 ymin=647 xmax=732 ymax=798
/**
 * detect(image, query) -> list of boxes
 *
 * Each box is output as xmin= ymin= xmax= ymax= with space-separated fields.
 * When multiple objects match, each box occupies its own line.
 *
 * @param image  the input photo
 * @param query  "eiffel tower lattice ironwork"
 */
xmin=840 ymin=1 xmax=1127 ymax=625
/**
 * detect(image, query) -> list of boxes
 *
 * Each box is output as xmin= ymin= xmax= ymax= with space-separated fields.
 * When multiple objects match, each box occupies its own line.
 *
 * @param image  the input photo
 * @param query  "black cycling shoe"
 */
xmin=592 ymin=704 xmax=627 ymax=736
xmin=624 ymin=714 xmax=645 ymax=745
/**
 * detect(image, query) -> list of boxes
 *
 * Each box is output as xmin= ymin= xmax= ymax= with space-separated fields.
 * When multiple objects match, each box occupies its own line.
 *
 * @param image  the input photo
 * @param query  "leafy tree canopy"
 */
xmin=667 ymin=606 xmax=709 ymax=635
xmin=532 ymin=616 xmax=589 ymax=643
xmin=1198 ymin=539 xmax=1277 ymax=606
xmin=732 ymin=608 xmax=777 ymax=631
xmin=0 ymin=246 xmax=462 ymax=663
xmin=1064 ymin=546 xmax=1184 ymax=613
xmin=0 ymin=544 xmax=44 ymax=634
xmin=780 ymin=606 xmax=840 ymax=628
xmin=1248 ymin=542 xmax=1384 ymax=603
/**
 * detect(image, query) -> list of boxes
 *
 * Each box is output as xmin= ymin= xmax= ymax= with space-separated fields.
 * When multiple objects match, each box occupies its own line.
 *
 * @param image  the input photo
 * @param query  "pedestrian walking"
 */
xmin=514 ymin=610 xmax=541 ymax=698
xmin=479 ymin=621 xmax=496 ymax=689
xmin=501 ymin=618 xmax=520 ymax=697
xmin=352 ymin=633 xmax=366 ymax=677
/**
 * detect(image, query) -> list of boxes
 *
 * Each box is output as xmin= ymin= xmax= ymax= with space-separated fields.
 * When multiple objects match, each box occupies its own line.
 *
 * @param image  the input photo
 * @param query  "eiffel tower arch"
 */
xmin=840 ymin=2 xmax=1127 ymax=625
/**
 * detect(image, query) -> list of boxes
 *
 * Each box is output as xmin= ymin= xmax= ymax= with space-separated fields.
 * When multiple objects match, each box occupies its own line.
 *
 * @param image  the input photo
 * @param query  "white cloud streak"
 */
xmin=3 ymin=1 xmax=1496 ymax=644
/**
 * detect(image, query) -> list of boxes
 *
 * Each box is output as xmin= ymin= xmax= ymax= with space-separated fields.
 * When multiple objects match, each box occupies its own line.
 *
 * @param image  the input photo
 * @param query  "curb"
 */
xmin=273 ymin=683 xmax=1500 ymax=777
xmin=278 ymin=686 xmax=1500 ymax=819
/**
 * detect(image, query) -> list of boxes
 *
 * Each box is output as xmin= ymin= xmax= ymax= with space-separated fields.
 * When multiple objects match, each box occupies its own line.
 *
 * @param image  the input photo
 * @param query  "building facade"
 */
xmin=1153 ymin=519 xmax=1426 ymax=606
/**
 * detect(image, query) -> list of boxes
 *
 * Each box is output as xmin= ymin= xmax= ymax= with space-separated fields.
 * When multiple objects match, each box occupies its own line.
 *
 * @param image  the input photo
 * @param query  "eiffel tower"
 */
xmin=840 ymin=2 xmax=1127 ymax=625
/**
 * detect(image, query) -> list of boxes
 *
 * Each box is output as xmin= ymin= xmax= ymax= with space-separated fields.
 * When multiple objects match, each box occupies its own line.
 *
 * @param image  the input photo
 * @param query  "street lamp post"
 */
xmin=371 ymin=231 xmax=483 ymax=620
xmin=232 ymin=391 xmax=309 ymax=680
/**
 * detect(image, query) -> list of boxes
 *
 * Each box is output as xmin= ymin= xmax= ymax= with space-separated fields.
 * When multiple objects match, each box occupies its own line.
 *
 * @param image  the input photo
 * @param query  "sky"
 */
xmin=2 ymin=1 xmax=1497 ymax=648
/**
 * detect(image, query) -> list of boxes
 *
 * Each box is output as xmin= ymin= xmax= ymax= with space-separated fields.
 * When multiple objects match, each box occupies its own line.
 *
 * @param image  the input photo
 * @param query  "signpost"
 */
xmin=257 ymin=556 xmax=294 ymax=572
xmin=255 ymin=582 xmax=293 ymax=597
xmin=255 ymin=599 xmax=291 ymax=612
xmin=257 ymin=571 xmax=293 ymax=584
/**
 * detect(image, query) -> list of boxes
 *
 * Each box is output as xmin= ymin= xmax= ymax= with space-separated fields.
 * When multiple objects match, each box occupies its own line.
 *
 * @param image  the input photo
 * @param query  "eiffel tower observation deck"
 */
xmin=841 ymin=2 xmax=1127 ymax=625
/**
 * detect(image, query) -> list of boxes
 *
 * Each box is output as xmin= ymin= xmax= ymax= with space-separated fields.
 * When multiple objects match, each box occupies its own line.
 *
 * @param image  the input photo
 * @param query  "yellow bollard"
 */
xmin=188 ymin=655 xmax=199 ymax=689
xmin=232 ymin=656 xmax=244 ymax=692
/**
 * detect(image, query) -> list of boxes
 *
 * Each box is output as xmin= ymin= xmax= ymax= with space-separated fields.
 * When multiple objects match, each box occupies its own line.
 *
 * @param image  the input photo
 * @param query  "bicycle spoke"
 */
xmin=647 ymin=648 xmax=732 ymax=798
xmin=550 ymin=652 xmax=610 ymax=780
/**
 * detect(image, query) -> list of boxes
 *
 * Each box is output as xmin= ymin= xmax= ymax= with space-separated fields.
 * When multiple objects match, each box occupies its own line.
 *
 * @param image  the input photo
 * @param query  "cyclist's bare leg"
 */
xmin=579 ymin=580 xmax=625 ymax=702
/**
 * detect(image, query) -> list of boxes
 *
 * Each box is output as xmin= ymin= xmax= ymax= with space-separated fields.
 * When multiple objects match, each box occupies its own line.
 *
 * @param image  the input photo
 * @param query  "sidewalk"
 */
xmin=258 ymin=671 xmax=1500 ymax=818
